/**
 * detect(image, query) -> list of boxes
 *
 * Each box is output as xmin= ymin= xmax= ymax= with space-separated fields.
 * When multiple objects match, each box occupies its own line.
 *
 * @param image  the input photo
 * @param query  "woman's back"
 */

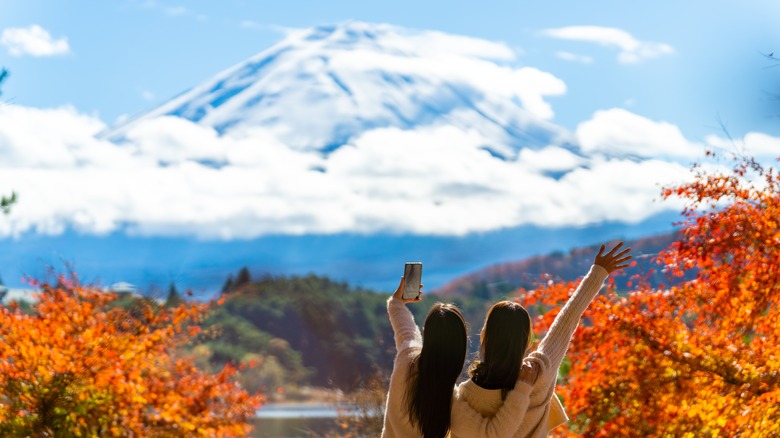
xmin=382 ymin=342 xmax=423 ymax=437
xmin=450 ymin=262 xmax=613 ymax=437
xmin=453 ymin=375 xmax=567 ymax=438
xmin=381 ymin=276 xmax=468 ymax=438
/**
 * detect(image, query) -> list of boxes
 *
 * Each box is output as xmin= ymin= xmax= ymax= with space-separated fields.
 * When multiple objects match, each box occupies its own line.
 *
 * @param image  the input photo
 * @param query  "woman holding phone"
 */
xmin=449 ymin=242 xmax=632 ymax=438
xmin=382 ymin=268 xmax=543 ymax=438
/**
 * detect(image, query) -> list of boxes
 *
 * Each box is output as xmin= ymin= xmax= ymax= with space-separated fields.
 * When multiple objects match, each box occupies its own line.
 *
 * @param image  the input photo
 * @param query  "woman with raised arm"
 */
xmin=450 ymin=242 xmax=632 ymax=438
xmin=382 ymin=270 xmax=542 ymax=438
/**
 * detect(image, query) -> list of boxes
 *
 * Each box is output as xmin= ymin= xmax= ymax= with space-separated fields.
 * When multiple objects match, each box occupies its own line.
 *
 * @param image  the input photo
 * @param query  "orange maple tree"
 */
xmin=0 ymin=278 xmax=263 ymax=437
xmin=520 ymin=153 xmax=780 ymax=436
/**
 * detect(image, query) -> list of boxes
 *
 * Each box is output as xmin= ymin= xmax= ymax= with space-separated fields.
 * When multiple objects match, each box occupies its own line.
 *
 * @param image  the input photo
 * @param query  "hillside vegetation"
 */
xmin=194 ymin=232 xmax=675 ymax=392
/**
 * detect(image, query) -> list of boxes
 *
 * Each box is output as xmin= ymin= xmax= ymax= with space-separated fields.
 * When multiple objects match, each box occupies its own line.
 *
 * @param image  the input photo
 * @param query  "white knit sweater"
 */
xmin=450 ymin=264 xmax=609 ymax=438
xmin=381 ymin=297 xmax=536 ymax=438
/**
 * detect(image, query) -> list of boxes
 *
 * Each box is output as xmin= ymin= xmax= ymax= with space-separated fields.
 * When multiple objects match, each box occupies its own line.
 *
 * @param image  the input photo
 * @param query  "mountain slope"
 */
xmin=107 ymin=21 xmax=570 ymax=157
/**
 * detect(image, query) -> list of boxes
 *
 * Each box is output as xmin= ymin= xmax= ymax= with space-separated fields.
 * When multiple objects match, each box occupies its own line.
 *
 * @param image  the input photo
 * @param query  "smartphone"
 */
xmin=403 ymin=262 xmax=423 ymax=300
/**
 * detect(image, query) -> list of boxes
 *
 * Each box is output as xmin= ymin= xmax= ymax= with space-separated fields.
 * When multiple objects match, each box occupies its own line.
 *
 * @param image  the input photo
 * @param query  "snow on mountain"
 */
xmin=107 ymin=21 xmax=570 ymax=157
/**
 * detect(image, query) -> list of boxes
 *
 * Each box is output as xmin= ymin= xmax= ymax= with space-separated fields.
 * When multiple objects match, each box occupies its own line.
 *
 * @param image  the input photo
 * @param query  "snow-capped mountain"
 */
xmin=107 ymin=21 xmax=571 ymax=158
xmin=1 ymin=21 xmax=703 ymax=294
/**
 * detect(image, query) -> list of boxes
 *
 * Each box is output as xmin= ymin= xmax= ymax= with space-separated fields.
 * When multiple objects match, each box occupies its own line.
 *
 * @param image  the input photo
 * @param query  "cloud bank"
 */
xmin=1 ymin=101 xmax=739 ymax=239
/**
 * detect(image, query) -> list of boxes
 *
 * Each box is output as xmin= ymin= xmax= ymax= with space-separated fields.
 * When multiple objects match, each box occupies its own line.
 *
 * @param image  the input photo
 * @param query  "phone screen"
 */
xmin=403 ymin=262 xmax=422 ymax=300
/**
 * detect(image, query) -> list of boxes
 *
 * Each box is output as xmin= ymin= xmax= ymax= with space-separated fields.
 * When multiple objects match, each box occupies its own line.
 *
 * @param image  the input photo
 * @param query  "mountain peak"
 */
xmin=107 ymin=21 xmax=569 ymax=154
xmin=296 ymin=21 xmax=388 ymax=43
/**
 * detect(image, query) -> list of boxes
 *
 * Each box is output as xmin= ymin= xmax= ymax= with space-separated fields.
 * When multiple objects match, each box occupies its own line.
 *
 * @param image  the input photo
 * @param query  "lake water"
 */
xmin=251 ymin=403 xmax=355 ymax=437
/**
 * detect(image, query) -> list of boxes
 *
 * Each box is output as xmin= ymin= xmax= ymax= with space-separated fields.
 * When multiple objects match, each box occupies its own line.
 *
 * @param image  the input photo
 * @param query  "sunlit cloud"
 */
xmin=576 ymin=108 xmax=704 ymax=159
xmin=0 ymin=102 xmax=698 ymax=239
xmin=705 ymin=132 xmax=780 ymax=159
xmin=1 ymin=25 xmax=70 ymax=57
xmin=518 ymin=146 xmax=586 ymax=172
xmin=540 ymin=26 xmax=674 ymax=64
xmin=555 ymin=51 xmax=593 ymax=64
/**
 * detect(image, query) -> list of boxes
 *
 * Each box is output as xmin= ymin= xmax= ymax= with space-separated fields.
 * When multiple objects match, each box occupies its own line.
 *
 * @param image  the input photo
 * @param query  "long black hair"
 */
xmin=469 ymin=300 xmax=532 ymax=400
xmin=405 ymin=302 xmax=468 ymax=438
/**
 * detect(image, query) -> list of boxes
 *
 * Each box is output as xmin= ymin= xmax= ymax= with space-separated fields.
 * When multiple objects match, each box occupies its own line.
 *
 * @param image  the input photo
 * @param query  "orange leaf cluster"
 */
xmin=520 ymin=154 xmax=780 ymax=436
xmin=0 ymin=280 xmax=264 ymax=437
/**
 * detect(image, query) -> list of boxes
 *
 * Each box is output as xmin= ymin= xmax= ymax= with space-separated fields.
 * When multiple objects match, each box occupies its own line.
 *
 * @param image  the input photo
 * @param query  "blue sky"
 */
xmin=2 ymin=0 xmax=779 ymax=139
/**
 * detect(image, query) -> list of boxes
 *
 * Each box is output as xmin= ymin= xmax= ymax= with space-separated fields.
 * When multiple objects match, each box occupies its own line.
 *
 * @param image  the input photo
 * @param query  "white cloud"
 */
xmin=518 ymin=146 xmax=585 ymax=172
xmin=1 ymin=25 xmax=70 ymax=57
xmin=705 ymin=132 xmax=780 ymax=159
xmin=555 ymin=51 xmax=593 ymax=64
xmin=576 ymin=108 xmax=704 ymax=159
xmin=0 ymin=103 xmax=699 ymax=239
xmin=540 ymin=26 xmax=674 ymax=64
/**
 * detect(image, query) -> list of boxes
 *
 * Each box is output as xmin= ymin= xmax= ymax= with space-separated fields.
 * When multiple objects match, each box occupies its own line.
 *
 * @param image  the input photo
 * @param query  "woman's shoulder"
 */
xmin=455 ymin=378 xmax=504 ymax=413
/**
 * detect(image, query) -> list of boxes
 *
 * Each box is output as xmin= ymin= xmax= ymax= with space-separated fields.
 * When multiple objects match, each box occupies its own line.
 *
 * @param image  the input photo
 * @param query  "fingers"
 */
xmin=594 ymin=241 xmax=633 ymax=273
xmin=393 ymin=276 xmax=405 ymax=299
xmin=612 ymin=247 xmax=632 ymax=267
xmin=404 ymin=291 xmax=423 ymax=303
xmin=519 ymin=361 xmax=539 ymax=384
xmin=607 ymin=247 xmax=632 ymax=272
xmin=605 ymin=241 xmax=624 ymax=257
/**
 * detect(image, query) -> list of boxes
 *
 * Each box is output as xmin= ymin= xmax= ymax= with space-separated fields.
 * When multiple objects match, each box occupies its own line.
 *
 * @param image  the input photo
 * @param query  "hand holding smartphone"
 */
xmin=403 ymin=262 xmax=423 ymax=300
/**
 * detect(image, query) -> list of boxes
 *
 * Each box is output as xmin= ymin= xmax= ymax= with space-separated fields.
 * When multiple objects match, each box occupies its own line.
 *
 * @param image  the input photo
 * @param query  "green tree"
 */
xmin=165 ymin=282 xmax=184 ymax=307
xmin=234 ymin=266 xmax=252 ymax=289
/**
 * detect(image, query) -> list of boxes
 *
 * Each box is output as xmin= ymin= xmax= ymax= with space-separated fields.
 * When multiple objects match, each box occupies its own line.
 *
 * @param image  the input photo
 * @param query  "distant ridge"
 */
xmin=434 ymin=232 xmax=680 ymax=298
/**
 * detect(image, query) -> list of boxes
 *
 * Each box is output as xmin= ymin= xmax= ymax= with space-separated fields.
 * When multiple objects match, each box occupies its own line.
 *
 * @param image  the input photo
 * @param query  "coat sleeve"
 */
xmin=387 ymin=296 xmax=422 ymax=352
xmin=535 ymin=264 xmax=608 ymax=371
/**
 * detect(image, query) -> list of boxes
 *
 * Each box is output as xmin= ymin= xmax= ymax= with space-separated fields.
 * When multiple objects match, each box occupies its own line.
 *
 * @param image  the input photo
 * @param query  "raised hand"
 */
xmin=392 ymin=276 xmax=423 ymax=304
xmin=519 ymin=361 xmax=539 ymax=385
xmin=594 ymin=241 xmax=632 ymax=274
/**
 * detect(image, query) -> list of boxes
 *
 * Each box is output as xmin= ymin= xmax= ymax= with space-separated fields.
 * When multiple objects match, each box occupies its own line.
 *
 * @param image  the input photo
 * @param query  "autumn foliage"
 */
xmin=0 ymin=279 xmax=263 ymax=436
xmin=521 ymin=154 xmax=780 ymax=436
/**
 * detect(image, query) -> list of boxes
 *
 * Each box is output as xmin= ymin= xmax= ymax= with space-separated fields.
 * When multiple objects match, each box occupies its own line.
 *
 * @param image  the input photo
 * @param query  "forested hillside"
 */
xmin=194 ymin=275 xmax=398 ymax=391
xmin=194 ymin=232 xmax=683 ymax=392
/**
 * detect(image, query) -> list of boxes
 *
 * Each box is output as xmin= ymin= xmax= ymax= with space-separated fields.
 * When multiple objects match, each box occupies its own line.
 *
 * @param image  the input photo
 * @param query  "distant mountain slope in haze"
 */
xmin=106 ymin=21 xmax=570 ymax=157
xmin=435 ymin=232 xmax=680 ymax=299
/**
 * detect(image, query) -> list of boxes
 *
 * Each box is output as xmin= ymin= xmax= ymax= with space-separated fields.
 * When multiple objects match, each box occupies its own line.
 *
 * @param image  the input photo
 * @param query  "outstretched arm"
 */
xmin=535 ymin=242 xmax=632 ymax=370
xmin=387 ymin=275 xmax=424 ymax=352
